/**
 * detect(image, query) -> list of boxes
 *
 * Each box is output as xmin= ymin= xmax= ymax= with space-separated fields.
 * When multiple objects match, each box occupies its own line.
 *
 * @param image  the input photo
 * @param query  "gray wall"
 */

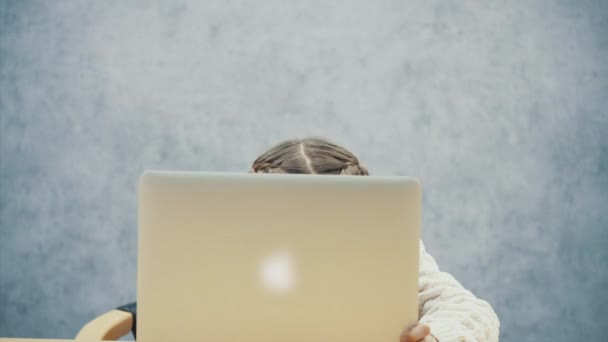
xmin=1 ymin=1 xmax=607 ymax=341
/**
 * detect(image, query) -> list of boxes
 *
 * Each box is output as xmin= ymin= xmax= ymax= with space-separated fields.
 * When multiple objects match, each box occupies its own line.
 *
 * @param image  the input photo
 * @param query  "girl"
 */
xmin=250 ymin=138 xmax=500 ymax=342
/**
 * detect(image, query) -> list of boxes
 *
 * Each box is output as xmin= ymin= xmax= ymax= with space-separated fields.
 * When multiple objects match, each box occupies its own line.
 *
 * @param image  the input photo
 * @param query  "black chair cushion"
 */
xmin=116 ymin=301 xmax=137 ymax=339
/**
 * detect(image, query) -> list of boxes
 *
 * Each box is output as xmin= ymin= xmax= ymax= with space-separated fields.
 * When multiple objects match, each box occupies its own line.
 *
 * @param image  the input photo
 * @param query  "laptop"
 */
xmin=137 ymin=171 xmax=421 ymax=342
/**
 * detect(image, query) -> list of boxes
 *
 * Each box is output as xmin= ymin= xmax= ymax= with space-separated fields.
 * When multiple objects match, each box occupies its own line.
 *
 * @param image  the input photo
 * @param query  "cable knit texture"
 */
xmin=418 ymin=240 xmax=500 ymax=341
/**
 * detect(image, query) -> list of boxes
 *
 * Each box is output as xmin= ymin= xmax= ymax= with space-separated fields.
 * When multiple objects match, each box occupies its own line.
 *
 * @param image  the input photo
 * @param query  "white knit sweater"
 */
xmin=418 ymin=240 xmax=500 ymax=341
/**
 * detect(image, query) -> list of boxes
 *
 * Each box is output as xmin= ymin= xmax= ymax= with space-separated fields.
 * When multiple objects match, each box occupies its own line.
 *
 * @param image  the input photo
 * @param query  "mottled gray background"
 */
xmin=1 ymin=0 xmax=607 ymax=341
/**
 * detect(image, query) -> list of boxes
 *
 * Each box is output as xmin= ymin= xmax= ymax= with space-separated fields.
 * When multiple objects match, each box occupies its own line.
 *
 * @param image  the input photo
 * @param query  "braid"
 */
xmin=340 ymin=162 xmax=369 ymax=175
xmin=250 ymin=162 xmax=286 ymax=174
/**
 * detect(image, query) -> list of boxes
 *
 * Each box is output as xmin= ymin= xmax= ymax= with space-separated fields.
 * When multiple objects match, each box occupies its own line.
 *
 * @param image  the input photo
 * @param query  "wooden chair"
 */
xmin=76 ymin=302 xmax=137 ymax=341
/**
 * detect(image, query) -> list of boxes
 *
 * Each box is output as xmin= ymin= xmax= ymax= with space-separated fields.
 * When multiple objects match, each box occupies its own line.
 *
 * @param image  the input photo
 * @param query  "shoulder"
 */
xmin=419 ymin=239 xmax=440 ymax=274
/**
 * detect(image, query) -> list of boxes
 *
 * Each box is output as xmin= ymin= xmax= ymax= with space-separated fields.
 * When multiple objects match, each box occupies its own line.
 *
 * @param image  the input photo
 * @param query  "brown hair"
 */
xmin=250 ymin=138 xmax=369 ymax=176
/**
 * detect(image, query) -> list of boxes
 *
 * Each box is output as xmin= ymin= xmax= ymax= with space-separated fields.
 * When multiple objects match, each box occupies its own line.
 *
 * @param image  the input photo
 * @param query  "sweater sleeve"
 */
xmin=417 ymin=240 xmax=500 ymax=342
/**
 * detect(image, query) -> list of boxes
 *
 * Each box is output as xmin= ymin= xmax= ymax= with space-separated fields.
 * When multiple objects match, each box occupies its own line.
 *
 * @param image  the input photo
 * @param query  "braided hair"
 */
xmin=251 ymin=138 xmax=369 ymax=176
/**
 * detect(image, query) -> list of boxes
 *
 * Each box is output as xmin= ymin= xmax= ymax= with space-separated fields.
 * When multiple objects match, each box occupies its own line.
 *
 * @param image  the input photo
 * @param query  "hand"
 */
xmin=400 ymin=323 xmax=437 ymax=342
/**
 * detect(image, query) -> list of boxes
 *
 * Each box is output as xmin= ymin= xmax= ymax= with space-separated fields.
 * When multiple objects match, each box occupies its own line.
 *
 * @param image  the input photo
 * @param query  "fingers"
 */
xmin=400 ymin=323 xmax=431 ymax=342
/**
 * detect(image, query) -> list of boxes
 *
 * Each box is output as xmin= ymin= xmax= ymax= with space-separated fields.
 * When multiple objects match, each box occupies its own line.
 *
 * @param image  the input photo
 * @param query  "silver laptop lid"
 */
xmin=138 ymin=171 xmax=420 ymax=342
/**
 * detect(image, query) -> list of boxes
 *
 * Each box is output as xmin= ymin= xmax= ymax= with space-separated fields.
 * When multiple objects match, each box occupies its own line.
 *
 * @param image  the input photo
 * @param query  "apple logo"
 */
xmin=258 ymin=249 xmax=296 ymax=294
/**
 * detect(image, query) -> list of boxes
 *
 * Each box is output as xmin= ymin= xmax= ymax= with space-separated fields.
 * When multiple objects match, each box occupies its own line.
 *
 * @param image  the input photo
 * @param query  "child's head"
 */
xmin=250 ymin=138 xmax=369 ymax=175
